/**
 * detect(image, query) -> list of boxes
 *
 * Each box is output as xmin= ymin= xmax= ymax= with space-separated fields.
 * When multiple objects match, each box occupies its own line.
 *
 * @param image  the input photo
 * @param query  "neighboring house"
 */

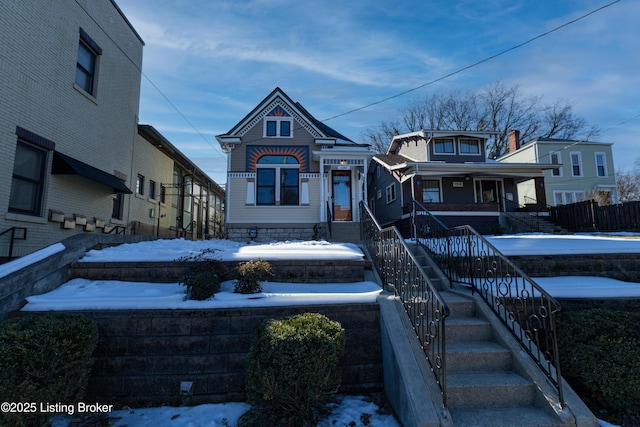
xmin=0 ymin=1 xmax=224 ymax=260
xmin=368 ymin=130 xmax=555 ymax=233
xmin=498 ymin=131 xmax=618 ymax=206
xmin=216 ymin=88 xmax=372 ymax=242
xmin=136 ymin=125 xmax=225 ymax=240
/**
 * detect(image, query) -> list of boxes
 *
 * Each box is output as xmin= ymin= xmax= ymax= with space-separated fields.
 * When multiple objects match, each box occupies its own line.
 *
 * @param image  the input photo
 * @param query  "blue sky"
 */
xmin=115 ymin=0 xmax=639 ymax=186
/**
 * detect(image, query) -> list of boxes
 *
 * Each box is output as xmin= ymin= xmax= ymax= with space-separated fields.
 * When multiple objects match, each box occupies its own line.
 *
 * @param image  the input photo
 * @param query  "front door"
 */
xmin=475 ymin=179 xmax=504 ymax=209
xmin=332 ymin=170 xmax=352 ymax=221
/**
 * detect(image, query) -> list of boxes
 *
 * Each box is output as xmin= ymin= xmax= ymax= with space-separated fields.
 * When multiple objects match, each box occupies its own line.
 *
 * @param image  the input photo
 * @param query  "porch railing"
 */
xmin=407 ymin=200 xmax=564 ymax=406
xmin=360 ymin=201 xmax=451 ymax=406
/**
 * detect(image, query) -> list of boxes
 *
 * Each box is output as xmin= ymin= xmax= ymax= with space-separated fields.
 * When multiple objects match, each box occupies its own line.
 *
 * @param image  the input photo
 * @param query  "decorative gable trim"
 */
xmin=236 ymin=98 xmax=322 ymax=139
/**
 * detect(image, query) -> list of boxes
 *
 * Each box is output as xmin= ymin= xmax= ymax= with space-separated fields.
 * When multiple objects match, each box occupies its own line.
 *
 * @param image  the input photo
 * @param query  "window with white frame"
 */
xmin=595 ymin=152 xmax=607 ymax=177
xmin=385 ymin=183 xmax=396 ymax=204
xmin=550 ymin=151 xmax=562 ymax=177
xmin=459 ymin=138 xmax=480 ymax=155
xmin=570 ymin=152 xmax=582 ymax=177
xmin=422 ymin=179 xmax=441 ymax=203
xmin=256 ymin=155 xmax=299 ymax=205
xmin=433 ymin=138 xmax=455 ymax=154
xmin=264 ymin=106 xmax=293 ymax=138
xmin=554 ymin=190 xmax=586 ymax=205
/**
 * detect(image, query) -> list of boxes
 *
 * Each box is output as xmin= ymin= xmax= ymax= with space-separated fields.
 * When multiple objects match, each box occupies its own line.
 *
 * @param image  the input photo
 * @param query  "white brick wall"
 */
xmin=0 ymin=0 xmax=143 ymax=257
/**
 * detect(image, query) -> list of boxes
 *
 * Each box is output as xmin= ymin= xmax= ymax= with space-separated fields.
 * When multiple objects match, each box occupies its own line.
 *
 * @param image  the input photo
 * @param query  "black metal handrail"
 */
xmin=0 ymin=227 xmax=27 ymax=260
xmin=408 ymin=200 xmax=564 ymax=406
xmin=326 ymin=201 xmax=332 ymax=237
xmin=360 ymin=201 xmax=451 ymax=406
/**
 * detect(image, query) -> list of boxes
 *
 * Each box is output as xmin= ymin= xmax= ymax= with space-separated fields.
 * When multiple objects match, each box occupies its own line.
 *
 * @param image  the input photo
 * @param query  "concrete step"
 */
xmin=449 ymin=405 xmax=564 ymax=427
xmin=447 ymin=371 xmax=535 ymax=408
xmin=328 ymin=222 xmax=361 ymax=243
xmin=446 ymin=341 xmax=512 ymax=372
xmin=440 ymin=291 xmax=476 ymax=317
xmin=446 ymin=316 xmax=493 ymax=342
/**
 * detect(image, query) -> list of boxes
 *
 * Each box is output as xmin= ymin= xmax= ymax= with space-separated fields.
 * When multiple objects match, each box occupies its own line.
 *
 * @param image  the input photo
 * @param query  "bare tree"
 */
xmin=363 ymin=81 xmax=598 ymax=155
xmin=615 ymin=165 xmax=640 ymax=202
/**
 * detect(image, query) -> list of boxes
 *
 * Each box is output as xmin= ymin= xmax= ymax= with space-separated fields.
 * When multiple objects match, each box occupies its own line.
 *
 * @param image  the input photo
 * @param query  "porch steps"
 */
xmin=327 ymin=222 xmax=361 ymax=244
xmin=505 ymin=212 xmax=566 ymax=234
xmin=407 ymin=243 xmax=567 ymax=427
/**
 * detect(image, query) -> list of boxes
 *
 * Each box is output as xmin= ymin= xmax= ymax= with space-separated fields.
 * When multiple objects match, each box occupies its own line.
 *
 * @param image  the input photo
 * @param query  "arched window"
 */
xmin=256 ymin=155 xmax=299 ymax=205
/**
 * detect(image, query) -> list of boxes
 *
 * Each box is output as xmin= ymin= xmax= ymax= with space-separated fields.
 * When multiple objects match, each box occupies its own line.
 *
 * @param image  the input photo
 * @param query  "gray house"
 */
xmin=368 ymin=130 xmax=555 ymax=233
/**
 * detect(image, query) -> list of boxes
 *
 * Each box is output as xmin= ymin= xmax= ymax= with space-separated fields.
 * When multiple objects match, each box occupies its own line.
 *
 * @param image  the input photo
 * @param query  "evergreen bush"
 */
xmin=557 ymin=308 xmax=640 ymax=411
xmin=0 ymin=314 xmax=99 ymax=426
xmin=244 ymin=313 xmax=345 ymax=426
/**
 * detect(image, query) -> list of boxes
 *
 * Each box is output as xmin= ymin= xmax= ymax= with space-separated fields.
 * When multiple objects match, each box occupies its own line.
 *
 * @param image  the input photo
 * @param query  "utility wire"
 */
xmin=322 ymin=0 xmax=621 ymax=123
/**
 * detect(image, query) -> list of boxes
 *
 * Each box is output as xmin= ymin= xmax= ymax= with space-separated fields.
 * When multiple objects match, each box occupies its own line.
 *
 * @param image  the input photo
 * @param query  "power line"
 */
xmin=322 ymin=0 xmax=621 ymax=123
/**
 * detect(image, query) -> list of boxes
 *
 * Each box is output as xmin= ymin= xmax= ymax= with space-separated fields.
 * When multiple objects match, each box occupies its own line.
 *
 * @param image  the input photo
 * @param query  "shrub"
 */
xmin=0 ymin=314 xmax=99 ymax=426
xmin=244 ymin=313 xmax=346 ymax=426
xmin=557 ymin=308 xmax=640 ymax=411
xmin=234 ymin=259 xmax=273 ymax=294
xmin=179 ymin=251 xmax=227 ymax=300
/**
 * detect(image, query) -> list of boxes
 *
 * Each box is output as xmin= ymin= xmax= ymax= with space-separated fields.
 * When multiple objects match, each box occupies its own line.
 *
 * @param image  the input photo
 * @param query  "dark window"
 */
xmin=280 ymin=120 xmax=291 ymax=137
xmin=281 ymin=169 xmax=299 ymax=205
xmin=112 ymin=192 xmax=124 ymax=220
xmin=160 ymin=185 xmax=166 ymax=203
xmin=76 ymin=42 xmax=97 ymax=94
xmin=459 ymin=139 xmax=480 ymax=154
xmin=434 ymin=138 xmax=455 ymax=154
xmin=136 ymin=174 xmax=144 ymax=195
xmin=257 ymin=169 xmax=275 ymax=205
xmin=75 ymin=29 xmax=101 ymax=95
xmin=9 ymin=142 xmax=47 ymax=215
xmin=149 ymin=180 xmax=156 ymax=199
xmin=266 ymin=121 xmax=277 ymax=136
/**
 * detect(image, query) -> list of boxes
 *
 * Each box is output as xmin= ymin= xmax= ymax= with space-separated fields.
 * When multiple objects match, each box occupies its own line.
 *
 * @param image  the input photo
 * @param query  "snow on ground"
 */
xmin=0 ymin=242 xmax=65 ymax=279
xmin=485 ymin=232 xmax=640 ymax=256
xmin=22 ymin=279 xmax=382 ymax=311
xmin=78 ymin=239 xmax=365 ymax=262
xmin=50 ymin=395 xmax=401 ymax=427
xmin=8 ymin=234 xmax=640 ymax=427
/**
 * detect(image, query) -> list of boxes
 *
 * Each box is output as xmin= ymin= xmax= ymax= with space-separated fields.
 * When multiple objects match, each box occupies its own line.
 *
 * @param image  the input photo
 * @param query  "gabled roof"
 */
xmin=216 ymin=87 xmax=364 ymax=149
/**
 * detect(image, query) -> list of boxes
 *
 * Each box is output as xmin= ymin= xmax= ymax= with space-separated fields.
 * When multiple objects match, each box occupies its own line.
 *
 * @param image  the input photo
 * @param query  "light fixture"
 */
xmin=339 ymin=159 xmax=348 ymax=165
xmin=464 ymin=175 xmax=471 ymax=181
xmin=248 ymin=227 xmax=257 ymax=239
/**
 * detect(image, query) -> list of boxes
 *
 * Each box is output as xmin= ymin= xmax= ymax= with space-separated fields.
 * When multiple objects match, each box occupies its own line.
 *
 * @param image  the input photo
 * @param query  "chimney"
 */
xmin=508 ymin=130 xmax=520 ymax=152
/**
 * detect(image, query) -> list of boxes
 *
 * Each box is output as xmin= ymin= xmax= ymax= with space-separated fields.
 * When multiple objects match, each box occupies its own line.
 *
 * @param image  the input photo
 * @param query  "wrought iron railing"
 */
xmin=0 ymin=227 xmax=27 ymax=260
xmin=360 ymin=202 xmax=451 ymax=406
xmin=408 ymin=200 xmax=564 ymax=406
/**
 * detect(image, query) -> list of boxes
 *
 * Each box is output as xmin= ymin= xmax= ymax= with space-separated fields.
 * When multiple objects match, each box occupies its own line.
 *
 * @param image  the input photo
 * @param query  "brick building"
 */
xmin=0 ymin=0 xmax=223 ymax=259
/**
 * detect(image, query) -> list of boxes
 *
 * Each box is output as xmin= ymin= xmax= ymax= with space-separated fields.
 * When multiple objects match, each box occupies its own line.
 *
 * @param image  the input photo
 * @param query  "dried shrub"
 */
xmin=234 ymin=259 xmax=273 ymax=294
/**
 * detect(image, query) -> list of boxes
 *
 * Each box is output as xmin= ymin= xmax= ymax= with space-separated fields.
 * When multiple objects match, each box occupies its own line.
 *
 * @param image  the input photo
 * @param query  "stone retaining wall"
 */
xmin=68 ymin=259 xmax=366 ymax=284
xmin=44 ymin=303 xmax=382 ymax=407
xmin=510 ymin=254 xmax=640 ymax=282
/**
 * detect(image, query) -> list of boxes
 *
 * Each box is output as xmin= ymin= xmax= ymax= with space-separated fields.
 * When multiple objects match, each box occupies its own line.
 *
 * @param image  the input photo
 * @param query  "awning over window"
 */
xmin=52 ymin=151 xmax=132 ymax=194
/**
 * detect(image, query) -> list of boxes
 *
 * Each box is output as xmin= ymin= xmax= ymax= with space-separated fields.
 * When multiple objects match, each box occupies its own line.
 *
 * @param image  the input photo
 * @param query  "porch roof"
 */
xmin=374 ymin=154 xmax=555 ymax=182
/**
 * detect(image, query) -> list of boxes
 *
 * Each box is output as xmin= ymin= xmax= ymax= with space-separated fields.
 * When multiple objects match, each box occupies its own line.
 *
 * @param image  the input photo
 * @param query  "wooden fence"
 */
xmin=549 ymin=200 xmax=640 ymax=232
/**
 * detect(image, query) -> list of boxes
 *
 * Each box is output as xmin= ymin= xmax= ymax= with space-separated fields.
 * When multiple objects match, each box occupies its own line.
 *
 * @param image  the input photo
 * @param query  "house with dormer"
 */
xmin=369 ymin=130 xmax=556 ymax=233
xmin=216 ymin=88 xmax=372 ymax=242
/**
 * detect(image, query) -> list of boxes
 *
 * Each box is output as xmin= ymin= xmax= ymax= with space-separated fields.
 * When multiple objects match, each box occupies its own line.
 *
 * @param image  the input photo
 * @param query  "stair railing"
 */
xmin=408 ymin=200 xmax=565 ymax=406
xmin=0 ymin=227 xmax=28 ymax=260
xmin=360 ymin=201 xmax=451 ymax=406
